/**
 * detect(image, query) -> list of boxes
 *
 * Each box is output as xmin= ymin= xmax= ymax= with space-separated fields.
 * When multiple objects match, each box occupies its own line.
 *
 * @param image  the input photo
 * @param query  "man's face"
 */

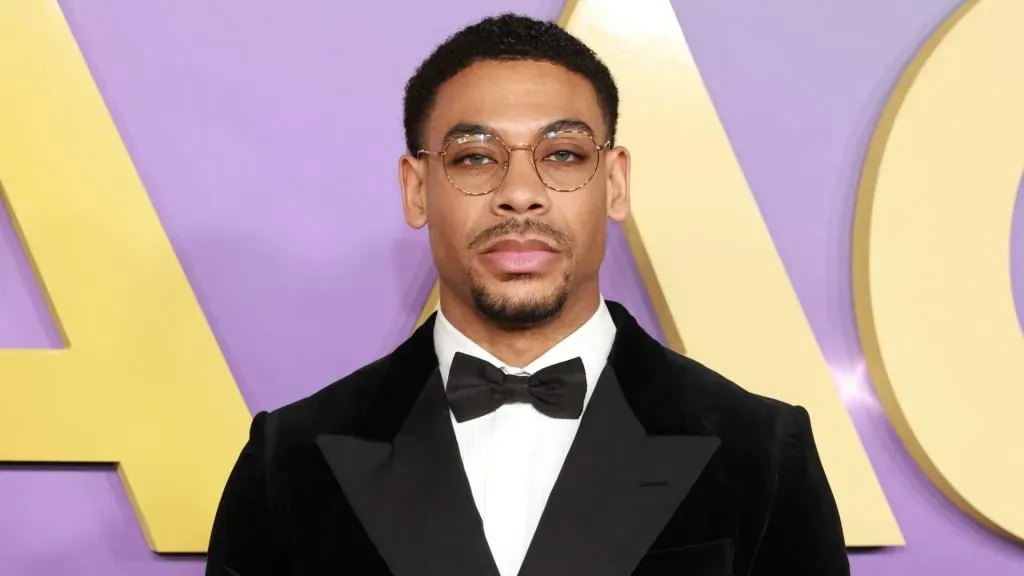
xmin=400 ymin=60 xmax=629 ymax=326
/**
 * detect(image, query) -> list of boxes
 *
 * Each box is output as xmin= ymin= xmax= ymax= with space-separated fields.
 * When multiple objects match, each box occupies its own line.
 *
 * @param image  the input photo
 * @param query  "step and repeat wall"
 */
xmin=1 ymin=0 xmax=1021 ymax=574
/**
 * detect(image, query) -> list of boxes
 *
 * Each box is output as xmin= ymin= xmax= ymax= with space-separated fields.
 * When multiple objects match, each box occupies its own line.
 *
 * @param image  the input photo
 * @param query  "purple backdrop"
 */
xmin=1 ymin=0 xmax=1022 ymax=574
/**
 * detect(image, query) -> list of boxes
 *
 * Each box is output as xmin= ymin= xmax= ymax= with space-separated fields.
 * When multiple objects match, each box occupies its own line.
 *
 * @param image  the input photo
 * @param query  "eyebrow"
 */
xmin=441 ymin=123 xmax=492 ymax=144
xmin=539 ymin=118 xmax=595 ymax=138
xmin=440 ymin=118 xmax=599 ymax=146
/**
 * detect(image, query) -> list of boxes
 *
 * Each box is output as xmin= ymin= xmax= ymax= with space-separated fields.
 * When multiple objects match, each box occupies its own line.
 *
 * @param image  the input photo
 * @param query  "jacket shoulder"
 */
xmin=658 ymin=347 xmax=801 ymax=446
xmin=260 ymin=352 xmax=394 ymax=445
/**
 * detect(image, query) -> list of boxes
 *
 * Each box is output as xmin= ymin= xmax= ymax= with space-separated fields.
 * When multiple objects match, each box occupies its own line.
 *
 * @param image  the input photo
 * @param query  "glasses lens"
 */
xmin=443 ymin=134 xmax=508 ymax=195
xmin=533 ymin=131 xmax=600 ymax=191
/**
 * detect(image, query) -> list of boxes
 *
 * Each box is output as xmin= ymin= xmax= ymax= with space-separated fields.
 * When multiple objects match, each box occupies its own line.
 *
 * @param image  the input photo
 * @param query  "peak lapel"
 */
xmin=517 ymin=368 xmax=720 ymax=576
xmin=316 ymin=314 xmax=500 ymax=576
xmin=317 ymin=371 xmax=499 ymax=576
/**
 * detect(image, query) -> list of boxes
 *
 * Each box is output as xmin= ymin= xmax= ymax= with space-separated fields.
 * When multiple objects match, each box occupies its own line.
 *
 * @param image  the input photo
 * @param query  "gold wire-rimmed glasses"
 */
xmin=416 ymin=129 xmax=612 ymax=196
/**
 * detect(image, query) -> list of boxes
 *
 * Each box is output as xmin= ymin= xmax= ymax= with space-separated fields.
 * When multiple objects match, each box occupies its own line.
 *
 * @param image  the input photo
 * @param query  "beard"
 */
xmin=465 ymin=217 xmax=575 ymax=326
xmin=469 ymin=271 xmax=572 ymax=327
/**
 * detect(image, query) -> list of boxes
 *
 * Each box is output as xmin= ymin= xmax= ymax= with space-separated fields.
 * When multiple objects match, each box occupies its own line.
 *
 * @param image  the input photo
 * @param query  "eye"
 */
xmin=454 ymin=153 xmax=496 ymax=166
xmin=545 ymin=150 xmax=579 ymax=162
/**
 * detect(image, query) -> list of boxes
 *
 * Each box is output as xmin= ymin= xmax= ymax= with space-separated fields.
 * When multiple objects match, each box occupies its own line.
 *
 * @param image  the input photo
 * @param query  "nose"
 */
xmin=490 ymin=147 xmax=550 ymax=217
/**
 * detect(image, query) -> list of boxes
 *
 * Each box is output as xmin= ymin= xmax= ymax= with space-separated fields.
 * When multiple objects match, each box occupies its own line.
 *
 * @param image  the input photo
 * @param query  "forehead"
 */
xmin=425 ymin=60 xmax=605 ymax=145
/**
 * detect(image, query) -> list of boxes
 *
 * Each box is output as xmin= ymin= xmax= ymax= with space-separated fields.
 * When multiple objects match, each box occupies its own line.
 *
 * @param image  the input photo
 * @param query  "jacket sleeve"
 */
xmin=750 ymin=405 xmax=851 ymax=575
xmin=205 ymin=411 xmax=287 ymax=576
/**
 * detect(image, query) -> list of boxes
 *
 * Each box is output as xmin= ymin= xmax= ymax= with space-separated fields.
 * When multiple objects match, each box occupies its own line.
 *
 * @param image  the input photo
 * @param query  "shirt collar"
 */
xmin=433 ymin=297 xmax=617 ymax=410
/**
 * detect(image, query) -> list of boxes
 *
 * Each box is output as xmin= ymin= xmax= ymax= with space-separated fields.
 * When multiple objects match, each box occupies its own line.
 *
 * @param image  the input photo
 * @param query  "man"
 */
xmin=205 ymin=13 xmax=849 ymax=576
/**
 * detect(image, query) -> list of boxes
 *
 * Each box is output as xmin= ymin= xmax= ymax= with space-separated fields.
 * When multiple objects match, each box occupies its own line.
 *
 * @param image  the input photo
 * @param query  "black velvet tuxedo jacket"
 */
xmin=205 ymin=301 xmax=850 ymax=576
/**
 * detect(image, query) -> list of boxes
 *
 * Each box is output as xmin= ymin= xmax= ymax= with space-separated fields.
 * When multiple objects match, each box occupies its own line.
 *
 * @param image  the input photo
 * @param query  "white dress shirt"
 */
xmin=433 ymin=297 xmax=617 ymax=576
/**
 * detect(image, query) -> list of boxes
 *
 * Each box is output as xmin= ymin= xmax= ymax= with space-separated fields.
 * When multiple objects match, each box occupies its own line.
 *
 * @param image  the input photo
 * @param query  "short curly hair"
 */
xmin=402 ymin=13 xmax=619 ymax=155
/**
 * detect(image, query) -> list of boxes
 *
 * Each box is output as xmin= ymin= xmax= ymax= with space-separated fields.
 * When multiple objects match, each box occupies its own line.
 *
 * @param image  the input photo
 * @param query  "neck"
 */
xmin=438 ymin=283 xmax=602 ymax=368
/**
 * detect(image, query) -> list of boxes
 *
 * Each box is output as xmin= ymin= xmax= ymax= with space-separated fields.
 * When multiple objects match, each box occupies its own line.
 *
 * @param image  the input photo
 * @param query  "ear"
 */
xmin=399 ymin=153 xmax=428 ymax=229
xmin=604 ymin=146 xmax=630 ymax=222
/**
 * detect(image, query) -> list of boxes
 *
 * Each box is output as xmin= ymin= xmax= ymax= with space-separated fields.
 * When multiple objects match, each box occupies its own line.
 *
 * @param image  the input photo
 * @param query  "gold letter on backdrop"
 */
xmin=854 ymin=0 xmax=1024 ymax=542
xmin=420 ymin=0 xmax=903 ymax=547
xmin=0 ymin=1 xmax=251 ymax=553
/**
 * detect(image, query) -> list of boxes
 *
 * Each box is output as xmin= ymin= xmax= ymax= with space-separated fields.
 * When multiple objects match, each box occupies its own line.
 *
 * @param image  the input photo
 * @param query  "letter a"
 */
xmin=0 ymin=1 xmax=251 ymax=553
xmin=421 ymin=0 xmax=903 ymax=546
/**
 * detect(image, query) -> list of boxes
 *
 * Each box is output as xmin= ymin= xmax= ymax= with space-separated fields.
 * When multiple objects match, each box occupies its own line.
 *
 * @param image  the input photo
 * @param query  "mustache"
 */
xmin=468 ymin=218 xmax=571 ymax=251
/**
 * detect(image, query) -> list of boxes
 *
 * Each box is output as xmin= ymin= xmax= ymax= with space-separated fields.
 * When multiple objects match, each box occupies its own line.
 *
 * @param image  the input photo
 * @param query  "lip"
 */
xmin=481 ymin=237 xmax=558 ymax=254
xmin=480 ymin=237 xmax=559 ymax=274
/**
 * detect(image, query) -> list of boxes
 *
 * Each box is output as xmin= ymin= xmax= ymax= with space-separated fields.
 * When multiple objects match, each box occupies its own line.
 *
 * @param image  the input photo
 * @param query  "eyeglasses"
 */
xmin=417 ymin=129 xmax=611 ymax=196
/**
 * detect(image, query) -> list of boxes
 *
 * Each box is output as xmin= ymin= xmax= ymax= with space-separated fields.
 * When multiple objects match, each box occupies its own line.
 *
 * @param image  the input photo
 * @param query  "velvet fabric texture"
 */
xmin=205 ymin=301 xmax=850 ymax=575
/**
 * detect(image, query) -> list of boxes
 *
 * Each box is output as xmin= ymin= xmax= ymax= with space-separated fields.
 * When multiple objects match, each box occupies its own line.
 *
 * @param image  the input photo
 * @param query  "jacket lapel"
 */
xmin=315 ymin=317 xmax=499 ymax=576
xmin=518 ymin=301 xmax=721 ymax=576
xmin=517 ymin=368 xmax=719 ymax=576
xmin=314 ymin=301 xmax=720 ymax=576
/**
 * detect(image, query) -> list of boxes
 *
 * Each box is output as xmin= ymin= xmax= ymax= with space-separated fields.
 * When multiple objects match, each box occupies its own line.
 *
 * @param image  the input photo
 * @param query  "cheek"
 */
xmin=560 ymin=195 xmax=607 ymax=253
xmin=427 ymin=189 xmax=486 ymax=255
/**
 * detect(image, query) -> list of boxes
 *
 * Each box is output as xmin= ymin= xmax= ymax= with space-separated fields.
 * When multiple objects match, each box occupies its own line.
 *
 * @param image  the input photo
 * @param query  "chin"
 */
xmin=469 ymin=273 xmax=571 ymax=326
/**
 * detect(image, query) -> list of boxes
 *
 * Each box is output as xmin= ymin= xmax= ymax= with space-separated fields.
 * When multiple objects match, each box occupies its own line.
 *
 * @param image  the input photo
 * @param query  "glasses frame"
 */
xmin=416 ymin=129 xmax=612 ymax=196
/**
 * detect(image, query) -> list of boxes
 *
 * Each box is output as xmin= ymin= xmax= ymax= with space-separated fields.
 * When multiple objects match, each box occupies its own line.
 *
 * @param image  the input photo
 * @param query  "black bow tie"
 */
xmin=445 ymin=352 xmax=588 ymax=423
